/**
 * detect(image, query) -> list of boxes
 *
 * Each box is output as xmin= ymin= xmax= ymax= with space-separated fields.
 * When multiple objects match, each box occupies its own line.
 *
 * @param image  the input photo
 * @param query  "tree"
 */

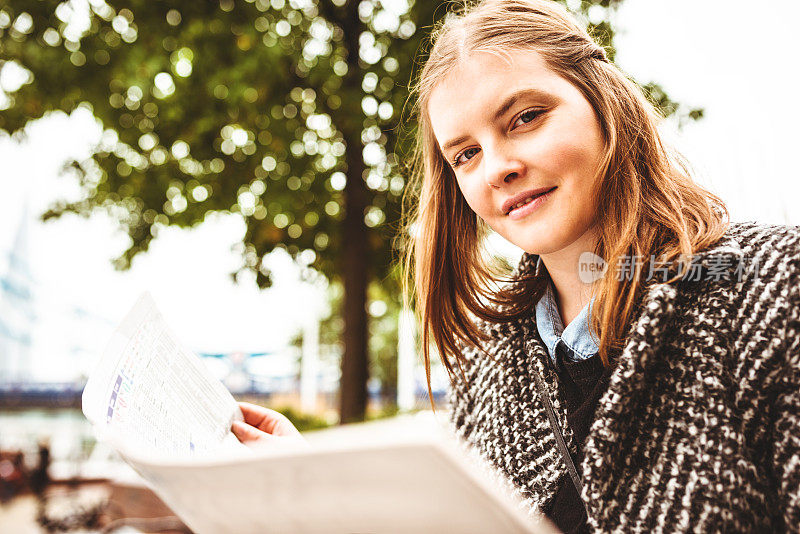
xmin=0 ymin=0 xmax=699 ymax=422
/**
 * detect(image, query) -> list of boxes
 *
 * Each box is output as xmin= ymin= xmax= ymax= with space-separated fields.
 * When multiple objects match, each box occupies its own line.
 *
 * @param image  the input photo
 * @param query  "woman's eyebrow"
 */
xmin=442 ymin=134 xmax=470 ymax=153
xmin=492 ymin=88 xmax=558 ymax=122
xmin=441 ymin=88 xmax=558 ymax=153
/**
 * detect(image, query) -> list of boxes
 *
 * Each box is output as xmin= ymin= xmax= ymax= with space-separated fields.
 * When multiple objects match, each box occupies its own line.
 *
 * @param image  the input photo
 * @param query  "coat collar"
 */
xmin=511 ymin=230 xmax=745 ymax=291
xmin=513 ymin=225 xmax=746 ymax=395
xmin=501 ymin=227 xmax=745 ymax=344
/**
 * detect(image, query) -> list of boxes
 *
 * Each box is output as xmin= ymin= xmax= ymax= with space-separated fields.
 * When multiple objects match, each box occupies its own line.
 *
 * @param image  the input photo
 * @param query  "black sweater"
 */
xmin=544 ymin=343 xmax=614 ymax=534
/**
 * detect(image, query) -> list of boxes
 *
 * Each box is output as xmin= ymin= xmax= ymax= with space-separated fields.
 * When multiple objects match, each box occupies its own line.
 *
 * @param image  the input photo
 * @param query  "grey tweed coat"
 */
xmin=447 ymin=221 xmax=800 ymax=532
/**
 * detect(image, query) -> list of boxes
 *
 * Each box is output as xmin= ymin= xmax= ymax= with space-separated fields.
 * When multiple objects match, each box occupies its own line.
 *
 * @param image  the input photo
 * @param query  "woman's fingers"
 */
xmin=238 ymin=402 xmax=274 ymax=431
xmin=232 ymin=404 xmax=308 ymax=448
xmin=231 ymin=420 xmax=273 ymax=443
xmin=231 ymin=420 xmax=312 ymax=452
xmin=237 ymin=402 xmax=300 ymax=437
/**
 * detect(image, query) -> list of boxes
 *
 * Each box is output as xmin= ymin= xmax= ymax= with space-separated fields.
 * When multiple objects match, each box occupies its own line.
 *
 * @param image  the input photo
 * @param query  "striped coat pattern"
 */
xmin=447 ymin=221 xmax=800 ymax=532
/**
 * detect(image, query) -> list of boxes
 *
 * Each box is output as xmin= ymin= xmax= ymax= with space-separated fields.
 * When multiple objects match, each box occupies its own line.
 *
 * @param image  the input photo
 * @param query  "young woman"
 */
xmin=234 ymin=0 xmax=800 ymax=531
xmin=401 ymin=0 xmax=800 ymax=531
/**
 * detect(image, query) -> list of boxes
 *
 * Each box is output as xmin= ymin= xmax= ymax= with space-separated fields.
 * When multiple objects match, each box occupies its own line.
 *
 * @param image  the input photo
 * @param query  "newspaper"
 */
xmin=82 ymin=292 xmax=246 ymax=461
xmin=82 ymin=293 xmax=555 ymax=534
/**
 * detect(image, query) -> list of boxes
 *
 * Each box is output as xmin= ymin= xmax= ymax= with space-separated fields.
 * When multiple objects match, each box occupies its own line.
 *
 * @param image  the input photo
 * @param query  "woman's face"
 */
xmin=427 ymin=49 xmax=606 ymax=256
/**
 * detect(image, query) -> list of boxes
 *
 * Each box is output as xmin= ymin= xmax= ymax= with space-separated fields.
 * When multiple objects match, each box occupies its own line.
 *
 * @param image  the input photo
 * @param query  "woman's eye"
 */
xmin=453 ymin=147 xmax=480 ymax=167
xmin=514 ymin=109 xmax=542 ymax=128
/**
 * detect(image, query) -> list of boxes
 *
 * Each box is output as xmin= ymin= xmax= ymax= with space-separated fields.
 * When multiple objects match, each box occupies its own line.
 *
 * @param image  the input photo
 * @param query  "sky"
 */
xmin=612 ymin=0 xmax=800 ymax=224
xmin=0 ymin=0 xmax=798 ymax=382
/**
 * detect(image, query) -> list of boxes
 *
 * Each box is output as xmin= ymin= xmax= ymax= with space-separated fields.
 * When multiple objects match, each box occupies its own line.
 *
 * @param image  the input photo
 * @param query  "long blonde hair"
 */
xmin=400 ymin=0 xmax=728 ymax=404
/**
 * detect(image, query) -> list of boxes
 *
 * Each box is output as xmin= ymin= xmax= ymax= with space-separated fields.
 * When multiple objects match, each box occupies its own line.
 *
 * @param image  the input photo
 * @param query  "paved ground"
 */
xmin=0 ymin=496 xmax=42 ymax=534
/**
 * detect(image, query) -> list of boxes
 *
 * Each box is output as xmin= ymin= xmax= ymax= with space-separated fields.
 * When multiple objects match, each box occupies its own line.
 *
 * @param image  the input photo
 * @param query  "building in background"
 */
xmin=0 ymin=204 xmax=35 ymax=384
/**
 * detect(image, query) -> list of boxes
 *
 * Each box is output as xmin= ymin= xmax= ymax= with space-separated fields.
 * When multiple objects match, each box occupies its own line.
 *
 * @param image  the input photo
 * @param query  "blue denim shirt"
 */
xmin=533 ymin=257 xmax=600 ymax=366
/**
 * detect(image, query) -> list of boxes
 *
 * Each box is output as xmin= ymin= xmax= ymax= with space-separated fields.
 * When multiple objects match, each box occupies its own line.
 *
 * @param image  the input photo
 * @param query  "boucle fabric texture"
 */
xmin=446 ymin=221 xmax=800 ymax=532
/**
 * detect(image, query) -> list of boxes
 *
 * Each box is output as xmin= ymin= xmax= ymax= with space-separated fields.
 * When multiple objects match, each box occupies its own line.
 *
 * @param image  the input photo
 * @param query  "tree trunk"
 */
xmin=336 ymin=1 xmax=370 ymax=424
xmin=339 ymin=143 xmax=369 ymax=423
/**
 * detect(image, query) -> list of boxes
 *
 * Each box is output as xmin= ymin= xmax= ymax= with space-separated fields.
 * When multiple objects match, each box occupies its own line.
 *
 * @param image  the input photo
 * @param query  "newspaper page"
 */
xmin=82 ymin=292 xmax=246 ymax=461
xmin=123 ymin=412 xmax=558 ymax=534
xmin=82 ymin=296 xmax=557 ymax=534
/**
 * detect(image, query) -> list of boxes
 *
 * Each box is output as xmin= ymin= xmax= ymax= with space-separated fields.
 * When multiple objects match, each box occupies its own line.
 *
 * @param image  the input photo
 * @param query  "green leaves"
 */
xmin=1 ymin=0 xmax=693 ymax=284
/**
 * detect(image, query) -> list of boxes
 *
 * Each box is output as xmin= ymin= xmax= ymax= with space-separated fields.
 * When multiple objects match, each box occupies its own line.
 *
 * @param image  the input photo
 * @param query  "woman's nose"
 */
xmin=483 ymin=148 xmax=525 ymax=188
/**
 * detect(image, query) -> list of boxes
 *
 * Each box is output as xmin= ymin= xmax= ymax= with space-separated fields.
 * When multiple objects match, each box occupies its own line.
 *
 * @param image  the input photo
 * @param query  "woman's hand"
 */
xmin=231 ymin=402 xmax=311 ymax=451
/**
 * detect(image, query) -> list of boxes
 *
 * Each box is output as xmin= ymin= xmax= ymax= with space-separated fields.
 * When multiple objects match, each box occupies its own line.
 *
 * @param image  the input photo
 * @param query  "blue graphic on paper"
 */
xmin=106 ymin=374 xmax=124 ymax=423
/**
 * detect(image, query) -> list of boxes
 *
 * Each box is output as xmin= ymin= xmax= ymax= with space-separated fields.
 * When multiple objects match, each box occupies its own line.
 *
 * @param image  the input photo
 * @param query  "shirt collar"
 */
xmin=533 ymin=257 xmax=600 ymax=360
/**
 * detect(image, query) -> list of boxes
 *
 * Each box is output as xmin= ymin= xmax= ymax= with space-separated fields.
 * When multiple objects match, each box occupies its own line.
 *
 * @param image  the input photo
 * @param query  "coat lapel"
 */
xmin=579 ymin=231 xmax=746 ymax=522
xmin=491 ymin=253 xmax=575 ymax=509
xmin=509 ymin=229 xmax=746 ymax=517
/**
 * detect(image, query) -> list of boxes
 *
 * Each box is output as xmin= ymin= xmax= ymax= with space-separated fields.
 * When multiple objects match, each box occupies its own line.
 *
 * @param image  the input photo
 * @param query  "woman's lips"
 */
xmin=507 ymin=187 xmax=557 ymax=220
xmin=502 ymin=186 xmax=556 ymax=215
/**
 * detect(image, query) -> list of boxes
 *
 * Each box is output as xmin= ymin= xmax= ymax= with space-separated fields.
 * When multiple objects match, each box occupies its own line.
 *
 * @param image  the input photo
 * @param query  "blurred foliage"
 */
xmin=366 ymin=278 xmax=400 ymax=404
xmin=365 ymin=401 xmax=400 ymax=421
xmin=0 ymin=0 xmax=700 ymax=420
xmin=278 ymin=402 xmax=401 ymax=430
xmin=0 ymin=0 xmax=701 ymax=283
xmin=640 ymin=81 xmax=704 ymax=128
xmin=271 ymin=404 xmax=332 ymax=431
xmin=0 ymin=0 xmax=445 ymax=422
xmin=0 ymin=0 xmax=428 ymax=285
